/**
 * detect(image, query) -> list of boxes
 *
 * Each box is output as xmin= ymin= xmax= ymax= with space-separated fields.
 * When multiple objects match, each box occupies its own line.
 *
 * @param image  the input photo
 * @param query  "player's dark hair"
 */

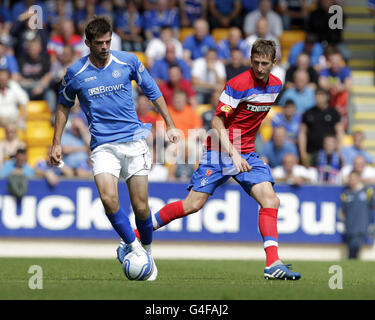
xmin=251 ymin=39 xmax=276 ymax=61
xmin=284 ymin=99 xmax=296 ymax=107
xmin=85 ymin=16 xmax=112 ymax=42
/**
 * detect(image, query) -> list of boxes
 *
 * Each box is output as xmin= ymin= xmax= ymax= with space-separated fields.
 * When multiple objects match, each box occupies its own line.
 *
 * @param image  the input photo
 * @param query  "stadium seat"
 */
xmin=280 ymin=30 xmax=306 ymax=63
xmin=27 ymin=146 xmax=48 ymax=167
xmin=212 ymin=28 xmax=229 ymax=42
xmin=342 ymin=134 xmax=353 ymax=146
xmin=196 ymin=104 xmax=211 ymax=117
xmin=26 ymin=100 xmax=51 ymax=121
xmin=25 ymin=123 xmax=54 ymax=147
xmin=179 ymin=27 xmax=194 ymax=43
xmin=131 ymin=51 xmax=147 ymax=66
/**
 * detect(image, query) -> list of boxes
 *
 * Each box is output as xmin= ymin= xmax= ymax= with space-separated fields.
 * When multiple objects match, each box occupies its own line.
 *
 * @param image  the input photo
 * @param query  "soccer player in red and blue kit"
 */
xmin=122 ymin=39 xmax=301 ymax=280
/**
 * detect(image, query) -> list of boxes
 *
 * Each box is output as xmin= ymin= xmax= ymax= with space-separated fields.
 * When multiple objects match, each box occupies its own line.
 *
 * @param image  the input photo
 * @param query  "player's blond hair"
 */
xmin=251 ymin=39 xmax=276 ymax=61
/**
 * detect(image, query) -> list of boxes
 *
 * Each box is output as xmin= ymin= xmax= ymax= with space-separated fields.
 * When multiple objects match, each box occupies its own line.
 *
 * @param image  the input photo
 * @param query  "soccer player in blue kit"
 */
xmin=49 ymin=17 xmax=179 ymax=281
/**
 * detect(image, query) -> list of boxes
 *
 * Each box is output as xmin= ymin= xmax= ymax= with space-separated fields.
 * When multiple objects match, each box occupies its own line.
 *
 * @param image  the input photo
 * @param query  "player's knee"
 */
xmin=265 ymin=194 xmax=280 ymax=209
xmin=100 ymin=193 xmax=119 ymax=213
xmin=133 ymin=205 xmax=150 ymax=220
xmin=185 ymin=199 xmax=205 ymax=214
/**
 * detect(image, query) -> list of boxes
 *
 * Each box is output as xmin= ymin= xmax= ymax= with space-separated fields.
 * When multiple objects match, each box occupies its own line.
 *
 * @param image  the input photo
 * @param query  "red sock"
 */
xmin=258 ymin=208 xmax=280 ymax=266
xmin=157 ymin=200 xmax=185 ymax=227
xmin=134 ymin=201 xmax=185 ymax=239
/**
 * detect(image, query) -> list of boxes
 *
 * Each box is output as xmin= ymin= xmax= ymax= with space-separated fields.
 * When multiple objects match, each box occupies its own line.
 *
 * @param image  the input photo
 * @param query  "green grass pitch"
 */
xmin=0 ymin=258 xmax=374 ymax=300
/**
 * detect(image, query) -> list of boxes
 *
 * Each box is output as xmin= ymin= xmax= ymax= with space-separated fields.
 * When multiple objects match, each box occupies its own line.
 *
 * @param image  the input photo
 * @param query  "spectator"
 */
xmin=191 ymin=48 xmax=226 ymax=104
xmin=143 ymin=0 xmax=180 ymax=40
xmin=179 ymin=0 xmax=207 ymax=27
xmin=0 ymin=2 xmax=11 ymax=37
xmin=244 ymin=17 xmax=281 ymax=62
xmin=207 ymin=0 xmax=242 ymax=29
xmin=10 ymin=3 xmax=49 ymax=61
xmin=157 ymin=90 xmax=202 ymax=141
xmin=136 ymin=94 xmax=158 ymax=127
xmin=288 ymin=33 xmax=324 ymax=71
xmin=0 ymin=121 xmax=26 ymax=169
xmin=217 ymin=26 xmax=249 ymax=63
xmin=11 ymin=0 xmax=47 ymax=24
xmin=0 ymin=147 xmax=34 ymax=179
xmin=145 ymin=26 xmax=184 ymax=68
xmin=73 ymin=0 xmax=108 ymax=36
xmin=0 ymin=67 xmax=29 ymax=128
xmin=18 ymin=37 xmax=55 ymax=114
xmin=340 ymin=170 xmax=375 ymax=259
xmin=0 ymin=40 xmax=20 ymax=80
xmin=150 ymin=42 xmax=191 ymax=83
xmin=285 ymin=52 xmax=319 ymax=90
xmin=271 ymin=99 xmax=301 ymax=144
xmin=272 ymin=153 xmax=315 ymax=186
xmin=34 ymin=147 xmax=74 ymax=186
xmin=45 ymin=0 xmax=75 ymax=30
xmin=243 ymin=0 xmax=283 ymax=38
xmin=47 ymin=19 xmax=83 ymax=63
xmin=278 ymin=69 xmax=316 ymax=114
xmin=342 ymin=131 xmax=375 ymax=166
xmin=201 ymin=89 xmax=221 ymax=132
xmin=298 ymin=87 xmax=343 ymax=167
xmin=278 ymin=0 xmax=310 ymax=30
xmin=318 ymin=50 xmax=352 ymax=131
xmin=114 ymin=0 xmax=144 ymax=52
xmin=341 ymin=155 xmax=375 ymax=186
xmin=307 ymin=0 xmax=350 ymax=62
xmin=182 ymin=18 xmax=217 ymax=65
xmin=261 ymin=126 xmax=299 ymax=168
xmin=159 ymin=64 xmax=198 ymax=109
xmin=225 ymin=48 xmax=248 ymax=80
xmin=50 ymin=45 xmax=76 ymax=120
xmin=61 ymin=116 xmax=92 ymax=179
xmin=311 ymin=134 xmax=343 ymax=184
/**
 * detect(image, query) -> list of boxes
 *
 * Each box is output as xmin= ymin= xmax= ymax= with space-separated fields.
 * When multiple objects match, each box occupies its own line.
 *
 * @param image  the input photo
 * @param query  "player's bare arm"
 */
xmin=152 ymin=95 xmax=180 ymax=143
xmin=211 ymin=114 xmax=251 ymax=173
xmin=49 ymin=104 xmax=71 ymax=166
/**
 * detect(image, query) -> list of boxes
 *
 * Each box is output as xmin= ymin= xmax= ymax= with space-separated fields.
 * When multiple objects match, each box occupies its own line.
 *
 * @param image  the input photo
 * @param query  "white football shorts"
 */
xmin=90 ymin=139 xmax=151 ymax=181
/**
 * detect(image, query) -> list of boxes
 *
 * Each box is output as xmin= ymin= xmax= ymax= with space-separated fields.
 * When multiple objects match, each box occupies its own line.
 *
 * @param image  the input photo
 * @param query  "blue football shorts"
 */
xmin=187 ymin=149 xmax=274 ymax=195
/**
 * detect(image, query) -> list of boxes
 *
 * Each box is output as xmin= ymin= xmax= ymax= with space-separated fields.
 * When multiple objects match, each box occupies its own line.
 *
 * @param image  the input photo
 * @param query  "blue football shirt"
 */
xmin=59 ymin=50 xmax=162 ymax=150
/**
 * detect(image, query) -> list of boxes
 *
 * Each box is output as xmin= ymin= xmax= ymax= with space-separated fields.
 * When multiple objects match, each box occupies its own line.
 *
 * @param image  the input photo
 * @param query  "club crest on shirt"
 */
xmin=205 ymin=169 xmax=213 ymax=176
xmin=220 ymin=105 xmax=232 ymax=113
xmin=112 ymin=69 xmax=121 ymax=78
xmin=138 ymin=63 xmax=145 ymax=73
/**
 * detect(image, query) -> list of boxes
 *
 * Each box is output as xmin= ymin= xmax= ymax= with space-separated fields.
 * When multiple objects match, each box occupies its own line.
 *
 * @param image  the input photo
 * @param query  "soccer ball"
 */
xmin=123 ymin=249 xmax=153 ymax=281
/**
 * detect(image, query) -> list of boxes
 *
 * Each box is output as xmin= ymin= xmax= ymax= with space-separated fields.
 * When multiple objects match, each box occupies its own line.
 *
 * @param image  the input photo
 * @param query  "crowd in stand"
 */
xmin=0 ymin=0 xmax=374 ymax=188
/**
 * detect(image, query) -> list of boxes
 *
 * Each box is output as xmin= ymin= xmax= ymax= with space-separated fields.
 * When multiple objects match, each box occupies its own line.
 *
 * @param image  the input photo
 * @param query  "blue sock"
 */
xmin=135 ymin=213 xmax=153 ymax=245
xmin=106 ymin=208 xmax=136 ymax=244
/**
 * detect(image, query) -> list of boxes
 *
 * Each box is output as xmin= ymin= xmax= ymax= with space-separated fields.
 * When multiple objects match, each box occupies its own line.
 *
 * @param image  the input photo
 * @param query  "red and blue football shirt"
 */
xmin=207 ymin=69 xmax=282 ymax=154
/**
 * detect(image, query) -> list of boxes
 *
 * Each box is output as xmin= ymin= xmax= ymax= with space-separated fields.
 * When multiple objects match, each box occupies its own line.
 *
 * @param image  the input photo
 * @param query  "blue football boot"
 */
xmin=264 ymin=262 xmax=301 ymax=280
xmin=116 ymin=240 xmax=131 ymax=264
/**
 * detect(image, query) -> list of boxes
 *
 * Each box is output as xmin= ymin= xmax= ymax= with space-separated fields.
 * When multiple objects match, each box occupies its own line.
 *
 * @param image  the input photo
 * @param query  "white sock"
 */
xmin=129 ymin=239 xmax=142 ymax=251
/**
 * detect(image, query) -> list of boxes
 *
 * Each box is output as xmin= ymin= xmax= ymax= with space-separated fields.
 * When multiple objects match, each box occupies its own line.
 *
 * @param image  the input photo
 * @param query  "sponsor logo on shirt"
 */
xmin=88 ymin=83 xmax=125 ymax=96
xmin=246 ymin=104 xmax=271 ymax=112
xmin=84 ymin=76 xmax=98 ymax=82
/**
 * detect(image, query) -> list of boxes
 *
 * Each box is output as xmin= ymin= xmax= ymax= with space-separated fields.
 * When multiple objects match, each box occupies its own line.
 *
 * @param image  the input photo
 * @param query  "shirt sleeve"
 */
xmin=214 ymin=83 xmax=242 ymax=118
xmin=130 ymin=53 xmax=162 ymax=101
xmin=58 ymin=69 xmax=77 ymax=108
